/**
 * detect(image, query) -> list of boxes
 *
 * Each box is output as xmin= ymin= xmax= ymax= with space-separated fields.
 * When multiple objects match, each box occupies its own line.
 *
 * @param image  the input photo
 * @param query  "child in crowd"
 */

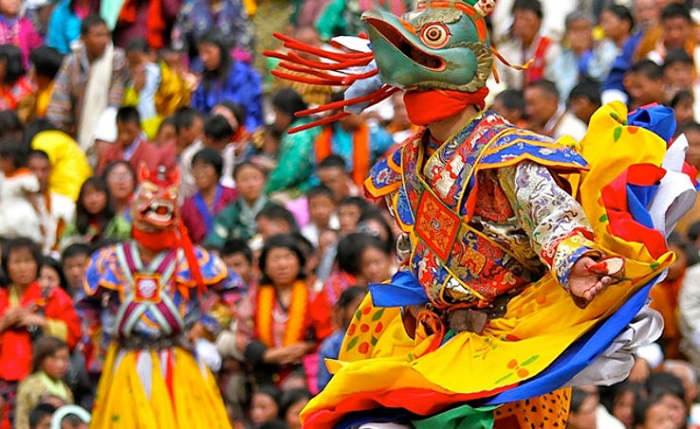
xmin=15 ymin=337 xmax=73 ymax=429
xmin=316 ymin=286 xmax=366 ymax=392
xmin=28 ymin=403 xmax=55 ymax=429
xmin=337 ymin=197 xmax=368 ymax=236
xmin=316 ymin=155 xmax=358 ymax=203
xmin=491 ymin=89 xmax=526 ymax=128
xmin=59 ymin=177 xmax=131 ymax=250
xmin=634 ymin=394 xmax=679 ymax=429
xmin=670 ymin=90 xmax=695 ymax=128
xmin=662 ymin=48 xmax=695 ymax=103
xmin=38 ymin=257 xmax=69 ymax=294
xmin=202 ymin=115 xmax=236 ymax=189
xmin=624 ymin=60 xmax=666 ymax=110
xmin=181 ymin=148 xmax=237 ymax=243
xmin=59 ymin=244 xmax=91 ymax=296
xmin=220 ymin=238 xmax=255 ymax=291
xmin=124 ymin=39 xmax=161 ymax=140
xmin=205 ymin=161 xmax=276 ymax=247
xmin=301 ymin=185 xmax=338 ymax=248
xmin=280 ymin=388 xmax=311 ymax=429
xmin=0 ymin=137 xmax=42 ymax=244
xmin=356 ymin=235 xmax=393 ymax=286
xmin=568 ymin=80 xmax=602 ymax=125
xmin=18 ymin=46 xmax=63 ymax=123
xmin=254 ymin=205 xmax=299 ymax=241
xmin=250 ymin=385 xmax=282 ymax=428
xmin=609 ymin=381 xmax=646 ymax=429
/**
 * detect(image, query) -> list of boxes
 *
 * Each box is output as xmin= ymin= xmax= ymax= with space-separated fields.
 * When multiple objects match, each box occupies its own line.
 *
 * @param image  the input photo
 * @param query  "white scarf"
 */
xmin=77 ymin=41 xmax=115 ymax=157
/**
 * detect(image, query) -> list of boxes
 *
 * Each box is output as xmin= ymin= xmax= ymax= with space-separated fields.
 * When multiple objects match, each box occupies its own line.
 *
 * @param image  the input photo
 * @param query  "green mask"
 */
xmin=362 ymin=0 xmax=494 ymax=92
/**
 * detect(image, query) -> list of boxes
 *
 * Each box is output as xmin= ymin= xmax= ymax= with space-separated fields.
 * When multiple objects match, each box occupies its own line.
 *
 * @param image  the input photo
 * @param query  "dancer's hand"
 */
xmin=568 ymin=256 xmax=616 ymax=303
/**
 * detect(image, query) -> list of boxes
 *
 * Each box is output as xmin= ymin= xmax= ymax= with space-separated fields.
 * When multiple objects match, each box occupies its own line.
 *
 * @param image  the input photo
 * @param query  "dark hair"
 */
xmin=40 ymin=256 xmax=70 ymax=292
xmin=258 ymin=234 xmax=306 ymax=284
xmin=526 ymin=79 xmax=559 ymax=101
xmin=197 ymin=30 xmax=233 ymax=86
xmin=76 ymin=176 xmax=114 ymax=235
xmin=2 ymin=237 xmax=41 ymax=283
xmin=221 ymin=238 xmax=252 ymax=262
xmin=0 ymin=137 xmax=29 ymax=169
xmin=335 ymin=233 xmax=382 ymax=276
xmin=0 ymin=110 xmax=22 ymax=139
xmin=173 ymin=107 xmax=204 ymax=134
xmin=125 ymin=38 xmax=151 ymax=55
xmin=307 ymin=185 xmax=335 ymax=202
xmin=192 ymin=148 xmax=224 ymax=179
xmin=677 ymin=120 xmax=700 ymax=137
xmin=603 ymin=4 xmax=634 ymax=32
xmin=568 ymin=80 xmax=602 ymax=105
xmin=494 ymin=89 xmax=525 ymax=112
xmin=23 ymin=119 xmax=60 ymax=147
xmin=512 ymin=0 xmax=543 ymax=19
xmin=629 ymin=59 xmax=664 ymax=80
xmin=660 ymin=3 xmax=691 ymax=23
xmin=318 ymin=154 xmax=348 ymax=171
xmin=664 ymin=48 xmax=694 ymax=69
xmin=645 ymin=371 xmax=686 ymax=402
xmin=258 ymin=420 xmax=288 ymax=429
xmin=28 ymin=403 xmax=57 ymax=428
xmin=116 ymin=106 xmax=141 ymax=126
xmin=157 ymin=115 xmax=177 ymax=133
xmin=338 ymin=196 xmax=368 ymax=212
xmin=102 ymin=160 xmax=136 ymax=184
xmin=0 ymin=44 xmax=24 ymax=86
xmin=670 ymin=89 xmax=694 ymax=110
xmin=570 ymin=387 xmax=597 ymax=413
xmin=29 ymin=46 xmax=64 ymax=80
xmin=233 ymin=160 xmax=266 ymax=180
xmin=256 ymin=205 xmax=299 ymax=233
xmin=214 ymin=101 xmax=246 ymax=132
xmin=271 ymin=88 xmax=308 ymax=118
xmin=280 ymin=387 xmax=312 ymax=421
xmin=80 ymin=14 xmax=107 ymax=37
xmin=204 ymin=115 xmax=234 ymax=143
xmin=604 ymin=381 xmax=646 ymax=416
xmin=336 ymin=285 xmax=368 ymax=309
xmin=357 ymin=209 xmax=395 ymax=254
xmin=31 ymin=336 xmax=68 ymax=373
xmin=28 ymin=149 xmax=50 ymax=163
xmin=61 ymin=243 xmax=93 ymax=262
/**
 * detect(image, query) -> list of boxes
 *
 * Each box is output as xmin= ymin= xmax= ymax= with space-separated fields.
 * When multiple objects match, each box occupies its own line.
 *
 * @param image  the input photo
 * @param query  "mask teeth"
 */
xmin=474 ymin=0 xmax=497 ymax=16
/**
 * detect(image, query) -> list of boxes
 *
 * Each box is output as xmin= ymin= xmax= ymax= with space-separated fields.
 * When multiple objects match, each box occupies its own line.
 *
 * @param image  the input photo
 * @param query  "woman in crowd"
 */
xmin=237 ymin=234 xmax=320 ymax=388
xmin=101 ymin=160 xmax=136 ymax=221
xmin=0 ymin=44 xmax=30 ymax=111
xmin=191 ymin=29 xmax=263 ymax=130
xmin=0 ymin=0 xmax=42 ymax=66
xmin=59 ymin=177 xmax=131 ymax=249
xmin=0 ymin=238 xmax=80 ymax=419
xmin=37 ymin=257 xmax=69 ymax=294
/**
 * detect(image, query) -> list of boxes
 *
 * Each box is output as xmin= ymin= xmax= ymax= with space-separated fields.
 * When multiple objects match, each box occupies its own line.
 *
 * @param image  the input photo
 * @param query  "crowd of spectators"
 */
xmin=0 ymin=0 xmax=699 ymax=428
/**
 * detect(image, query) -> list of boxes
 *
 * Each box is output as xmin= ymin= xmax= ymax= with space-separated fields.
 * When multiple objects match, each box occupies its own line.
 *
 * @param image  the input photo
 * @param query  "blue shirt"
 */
xmin=316 ymin=331 xmax=345 ymax=392
xmin=46 ymin=0 xmax=82 ymax=54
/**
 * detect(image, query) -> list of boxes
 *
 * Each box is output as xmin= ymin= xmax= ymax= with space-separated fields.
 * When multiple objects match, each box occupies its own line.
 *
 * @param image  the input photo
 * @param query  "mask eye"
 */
xmin=420 ymin=23 xmax=450 ymax=48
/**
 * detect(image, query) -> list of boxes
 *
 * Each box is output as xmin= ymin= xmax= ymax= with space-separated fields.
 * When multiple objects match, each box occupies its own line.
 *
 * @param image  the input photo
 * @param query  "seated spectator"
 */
xmin=201 ymin=115 xmax=236 ymax=188
xmin=211 ymin=101 xmax=251 ymax=184
xmin=237 ymin=235 xmax=319 ymax=388
xmin=97 ymin=106 xmax=174 ymax=174
xmin=316 ymin=286 xmax=366 ymax=391
xmin=316 ymin=155 xmax=359 ymax=204
xmin=181 ymin=148 xmax=237 ymax=243
xmin=15 ymin=337 xmax=73 ymax=429
xmin=255 ymin=205 xmax=299 ymax=241
xmin=219 ymin=238 xmax=255 ymax=291
xmin=633 ymin=394 xmax=677 ymax=429
xmin=123 ymin=39 xmax=161 ymax=140
xmin=249 ymin=385 xmax=282 ymax=428
xmin=59 ymin=177 xmax=131 ymax=249
xmin=38 ymin=257 xmax=69 ymax=294
xmin=0 ymin=44 xmax=31 ymax=111
xmin=524 ymin=79 xmax=587 ymax=141
xmin=645 ymin=372 xmax=688 ymax=429
xmin=280 ymin=387 xmax=311 ymax=429
xmin=25 ymin=119 xmax=93 ymax=201
xmin=154 ymin=48 xmax=195 ymax=119
xmin=585 ymin=4 xmax=634 ymax=84
xmin=570 ymin=386 xmax=625 ymax=429
xmin=568 ymin=80 xmax=602 ymax=125
xmin=337 ymin=197 xmax=367 ymax=236
xmin=491 ymin=89 xmax=526 ymax=127
xmin=662 ymin=360 xmax=700 ymax=426
xmin=265 ymin=89 xmax=319 ymax=198
xmin=205 ymin=161 xmax=277 ymax=247
xmin=548 ymin=11 xmax=595 ymax=99
xmin=0 ymin=0 xmax=41 ymax=67
xmin=102 ymin=161 xmax=136 ymax=220
xmin=60 ymin=243 xmax=91 ymax=295
xmin=301 ymin=186 xmax=338 ymax=248
xmin=28 ymin=403 xmax=56 ymax=429
xmin=0 ymin=238 xmax=81 ymax=416
xmin=191 ymin=29 xmax=262 ymax=130
xmin=637 ymin=3 xmax=693 ymax=66
xmin=670 ymin=90 xmax=695 ymax=127
xmin=174 ymin=106 xmax=206 ymax=198
xmin=663 ymin=48 xmax=694 ymax=103
xmin=624 ymin=60 xmax=666 ymax=110
xmin=609 ymin=381 xmax=646 ymax=429
xmin=17 ymin=47 xmax=64 ymax=124
xmin=0 ymin=138 xmax=42 ymax=244
xmin=27 ymin=149 xmax=76 ymax=254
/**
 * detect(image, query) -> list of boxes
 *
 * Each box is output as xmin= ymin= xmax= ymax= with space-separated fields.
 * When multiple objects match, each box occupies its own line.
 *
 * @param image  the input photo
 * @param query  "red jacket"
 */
xmin=97 ymin=139 xmax=176 ymax=175
xmin=0 ymin=283 xmax=81 ymax=381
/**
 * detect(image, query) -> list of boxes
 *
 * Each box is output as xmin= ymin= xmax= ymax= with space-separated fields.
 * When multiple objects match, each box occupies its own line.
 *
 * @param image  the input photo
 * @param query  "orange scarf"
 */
xmin=118 ymin=0 xmax=166 ymax=49
xmin=315 ymin=124 xmax=370 ymax=188
xmin=403 ymin=88 xmax=489 ymax=125
xmin=256 ymin=281 xmax=309 ymax=348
